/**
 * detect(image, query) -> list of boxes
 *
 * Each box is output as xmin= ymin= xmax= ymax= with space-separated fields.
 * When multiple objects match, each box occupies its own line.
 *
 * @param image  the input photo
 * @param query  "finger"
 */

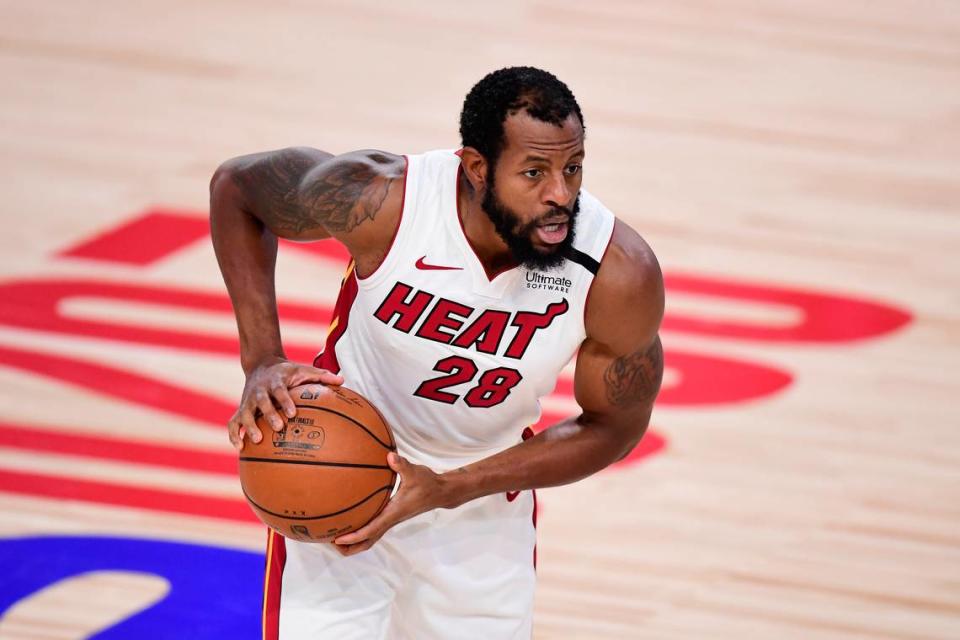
xmin=289 ymin=366 xmax=344 ymax=387
xmin=254 ymin=389 xmax=285 ymax=431
xmin=238 ymin=409 xmax=261 ymax=445
xmin=335 ymin=501 xmax=399 ymax=546
xmin=339 ymin=540 xmax=376 ymax=556
xmin=227 ymin=417 xmax=243 ymax=451
xmin=334 ymin=524 xmax=374 ymax=547
xmin=335 ymin=513 xmax=385 ymax=546
xmin=271 ymin=383 xmax=297 ymax=419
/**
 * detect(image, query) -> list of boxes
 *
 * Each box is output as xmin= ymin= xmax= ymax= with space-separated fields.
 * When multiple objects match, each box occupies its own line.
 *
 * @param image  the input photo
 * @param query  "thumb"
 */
xmin=387 ymin=452 xmax=407 ymax=473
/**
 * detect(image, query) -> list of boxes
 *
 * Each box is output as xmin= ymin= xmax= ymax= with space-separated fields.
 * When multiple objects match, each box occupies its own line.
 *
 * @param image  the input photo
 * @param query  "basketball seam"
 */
xmin=242 ymin=483 xmax=394 ymax=520
xmin=239 ymin=457 xmax=390 ymax=470
xmin=293 ymin=404 xmax=396 ymax=450
xmin=367 ymin=402 xmax=397 ymax=449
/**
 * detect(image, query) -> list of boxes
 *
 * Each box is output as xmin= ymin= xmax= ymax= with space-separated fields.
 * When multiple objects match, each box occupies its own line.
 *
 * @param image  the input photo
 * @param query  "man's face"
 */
xmin=481 ymin=111 xmax=585 ymax=271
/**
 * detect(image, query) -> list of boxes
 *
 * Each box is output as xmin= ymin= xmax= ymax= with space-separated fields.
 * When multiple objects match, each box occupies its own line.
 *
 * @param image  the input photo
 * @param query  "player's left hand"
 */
xmin=332 ymin=452 xmax=446 ymax=556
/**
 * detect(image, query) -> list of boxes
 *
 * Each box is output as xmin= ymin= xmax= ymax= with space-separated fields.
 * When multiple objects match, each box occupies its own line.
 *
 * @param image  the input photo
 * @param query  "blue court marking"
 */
xmin=0 ymin=536 xmax=263 ymax=639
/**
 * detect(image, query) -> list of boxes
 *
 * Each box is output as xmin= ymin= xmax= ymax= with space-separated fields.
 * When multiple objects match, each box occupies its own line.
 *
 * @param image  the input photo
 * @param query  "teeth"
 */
xmin=544 ymin=224 xmax=560 ymax=232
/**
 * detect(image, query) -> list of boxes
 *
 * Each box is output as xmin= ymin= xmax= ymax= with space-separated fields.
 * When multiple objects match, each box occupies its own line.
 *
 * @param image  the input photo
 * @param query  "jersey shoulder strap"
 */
xmin=565 ymin=188 xmax=616 ymax=276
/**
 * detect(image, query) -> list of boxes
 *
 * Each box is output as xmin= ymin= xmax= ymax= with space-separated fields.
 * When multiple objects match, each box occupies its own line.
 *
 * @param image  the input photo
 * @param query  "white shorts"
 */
xmin=262 ymin=489 xmax=538 ymax=639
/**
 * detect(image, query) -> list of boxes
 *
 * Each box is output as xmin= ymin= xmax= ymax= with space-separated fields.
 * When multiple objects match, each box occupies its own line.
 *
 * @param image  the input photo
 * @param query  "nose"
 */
xmin=542 ymin=171 xmax=571 ymax=208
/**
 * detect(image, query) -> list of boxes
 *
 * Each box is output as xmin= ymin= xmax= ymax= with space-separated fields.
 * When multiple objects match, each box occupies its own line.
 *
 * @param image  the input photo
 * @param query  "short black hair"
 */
xmin=459 ymin=66 xmax=585 ymax=166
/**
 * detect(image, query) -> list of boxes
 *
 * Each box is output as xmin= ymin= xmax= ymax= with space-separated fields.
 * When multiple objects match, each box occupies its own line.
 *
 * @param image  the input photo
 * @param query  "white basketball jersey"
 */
xmin=314 ymin=149 xmax=615 ymax=471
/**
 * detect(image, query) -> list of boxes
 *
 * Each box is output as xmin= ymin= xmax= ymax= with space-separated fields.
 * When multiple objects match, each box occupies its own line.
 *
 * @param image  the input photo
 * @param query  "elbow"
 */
xmin=209 ymin=159 xmax=238 ymax=198
xmin=613 ymin=419 xmax=649 ymax=462
xmin=209 ymin=159 xmax=245 ymax=218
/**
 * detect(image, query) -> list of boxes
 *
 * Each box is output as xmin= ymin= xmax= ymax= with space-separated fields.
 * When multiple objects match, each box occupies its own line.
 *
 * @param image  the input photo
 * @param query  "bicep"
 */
xmin=574 ymin=333 xmax=663 ymax=426
xmin=573 ymin=220 xmax=665 ymax=428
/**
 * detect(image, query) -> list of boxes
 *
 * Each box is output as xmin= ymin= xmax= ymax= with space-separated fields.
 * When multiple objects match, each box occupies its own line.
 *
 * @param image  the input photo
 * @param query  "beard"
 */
xmin=481 ymin=175 xmax=579 ymax=272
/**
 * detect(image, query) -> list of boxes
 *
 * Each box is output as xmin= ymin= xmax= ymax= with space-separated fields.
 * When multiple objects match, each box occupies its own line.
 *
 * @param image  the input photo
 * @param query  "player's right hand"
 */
xmin=228 ymin=357 xmax=344 ymax=450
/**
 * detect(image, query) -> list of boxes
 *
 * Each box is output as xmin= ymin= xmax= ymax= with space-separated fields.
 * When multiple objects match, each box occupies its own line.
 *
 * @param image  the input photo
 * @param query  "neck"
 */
xmin=457 ymin=170 xmax=518 ymax=278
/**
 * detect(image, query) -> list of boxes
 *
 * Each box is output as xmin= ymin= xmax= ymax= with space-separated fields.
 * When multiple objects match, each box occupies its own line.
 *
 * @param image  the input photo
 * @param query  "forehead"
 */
xmin=500 ymin=111 xmax=584 ymax=160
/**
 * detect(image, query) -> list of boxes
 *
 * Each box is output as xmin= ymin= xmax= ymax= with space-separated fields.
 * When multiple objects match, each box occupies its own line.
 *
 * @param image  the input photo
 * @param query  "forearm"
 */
xmin=439 ymin=412 xmax=648 ymax=509
xmin=209 ymin=166 xmax=285 ymax=375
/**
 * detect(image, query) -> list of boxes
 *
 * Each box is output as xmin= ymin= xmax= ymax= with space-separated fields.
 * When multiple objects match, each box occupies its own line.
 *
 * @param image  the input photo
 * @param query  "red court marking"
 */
xmin=57 ymin=207 xmax=351 ymax=268
xmin=664 ymin=272 xmax=911 ymax=343
xmin=52 ymin=209 xmax=913 ymax=347
xmin=0 ymin=344 xmax=231 ymax=427
xmin=0 ymin=205 xmax=911 ymax=519
xmin=614 ymin=431 xmax=666 ymax=468
xmin=3 ymin=204 xmax=915 ymax=522
xmin=659 ymin=349 xmax=792 ymax=405
xmin=0 ymin=468 xmax=255 ymax=522
xmin=0 ymin=278 xmax=328 ymax=363
xmin=282 ymin=238 xmax=351 ymax=265
xmin=531 ymin=410 xmax=667 ymax=467
xmin=0 ymin=277 xmax=792 ymax=413
xmin=0 ymin=422 xmax=236 ymax=474
xmin=58 ymin=210 xmax=210 ymax=266
xmin=550 ymin=348 xmax=792 ymax=406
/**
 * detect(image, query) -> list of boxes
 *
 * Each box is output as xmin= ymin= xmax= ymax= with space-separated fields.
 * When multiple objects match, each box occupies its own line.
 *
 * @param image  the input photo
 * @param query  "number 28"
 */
xmin=413 ymin=356 xmax=522 ymax=408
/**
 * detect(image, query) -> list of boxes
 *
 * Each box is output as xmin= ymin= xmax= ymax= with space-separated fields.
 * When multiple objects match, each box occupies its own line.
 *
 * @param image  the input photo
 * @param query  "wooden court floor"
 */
xmin=0 ymin=1 xmax=957 ymax=638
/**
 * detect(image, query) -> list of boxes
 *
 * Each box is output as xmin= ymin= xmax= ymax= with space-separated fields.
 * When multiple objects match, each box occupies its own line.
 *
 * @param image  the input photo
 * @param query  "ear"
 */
xmin=459 ymin=147 xmax=488 ymax=192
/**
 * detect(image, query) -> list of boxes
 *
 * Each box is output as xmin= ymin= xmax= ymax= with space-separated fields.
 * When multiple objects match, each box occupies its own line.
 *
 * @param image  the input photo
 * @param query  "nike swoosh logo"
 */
xmin=415 ymin=256 xmax=463 ymax=271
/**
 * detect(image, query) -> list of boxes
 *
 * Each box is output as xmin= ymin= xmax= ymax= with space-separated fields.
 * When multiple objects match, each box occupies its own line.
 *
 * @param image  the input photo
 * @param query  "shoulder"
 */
xmin=326 ymin=149 xmax=405 ymax=172
xmin=297 ymin=150 xmax=407 ymax=257
xmin=585 ymin=218 xmax=664 ymax=350
xmin=300 ymin=149 xmax=405 ymax=195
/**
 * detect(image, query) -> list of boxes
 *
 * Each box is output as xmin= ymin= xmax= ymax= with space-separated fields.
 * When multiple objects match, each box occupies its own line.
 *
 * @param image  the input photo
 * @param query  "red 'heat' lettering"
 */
xmin=451 ymin=310 xmax=511 ymax=354
xmin=373 ymin=282 xmax=568 ymax=358
xmin=415 ymin=298 xmax=475 ymax=344
xmin=373 ymin=281 xmax=434 ymax=332
xmin=504 ymin=299 xmax=570 ymax=359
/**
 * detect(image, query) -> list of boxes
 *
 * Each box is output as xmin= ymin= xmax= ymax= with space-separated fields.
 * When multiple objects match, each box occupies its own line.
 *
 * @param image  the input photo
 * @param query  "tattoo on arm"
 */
xmin=603 ymin=336 xmax=664 ymax=407
xmin=231 ymin=149 xmax=396 ymax=236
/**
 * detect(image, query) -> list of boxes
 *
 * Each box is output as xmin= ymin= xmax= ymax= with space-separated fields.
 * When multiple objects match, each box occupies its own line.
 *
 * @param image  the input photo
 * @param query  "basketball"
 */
xmin=238 ymin=383 xmax=397 ymax=542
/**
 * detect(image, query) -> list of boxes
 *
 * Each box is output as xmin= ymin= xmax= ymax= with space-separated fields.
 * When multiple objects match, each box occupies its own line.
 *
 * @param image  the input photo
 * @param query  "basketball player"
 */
xmin=210 ymin=66 xmax=663 ymax=639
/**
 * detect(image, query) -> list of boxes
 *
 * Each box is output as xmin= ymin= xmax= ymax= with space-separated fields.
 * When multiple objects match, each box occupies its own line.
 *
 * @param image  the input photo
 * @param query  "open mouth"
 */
xmin=535 ymin=221 xmax=569 ymax=245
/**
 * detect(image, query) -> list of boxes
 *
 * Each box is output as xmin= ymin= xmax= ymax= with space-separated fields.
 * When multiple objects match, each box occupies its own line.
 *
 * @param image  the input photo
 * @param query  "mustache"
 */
xmin=545 ymin=205 xmax=572 ymax=219
xmin=536 ymin=196 xmax=580 ymax=224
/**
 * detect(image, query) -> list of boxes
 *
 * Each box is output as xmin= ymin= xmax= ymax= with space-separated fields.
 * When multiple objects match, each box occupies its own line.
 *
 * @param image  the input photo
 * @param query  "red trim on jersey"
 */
xmin=314 ymin=262 xmax=360 ymax=374
xmin=262 ymin=528 xmax=287 ymax=640
xmin=502 ymin=427 xmax=539 ymax=568
xmin=532 ymin=488 xmax=539 ymax=570
xmin=506 ymin=426 xmax=536 ymax=502
xmin=582 ymin=220 xmax=616 ymax=326
xmin=356 ymin=155 xmax=409 ymax=281
xmin=455 ymin=165 xmax=518 ymax=282
xmin=520 ymin=426 xmax=539 ymax=569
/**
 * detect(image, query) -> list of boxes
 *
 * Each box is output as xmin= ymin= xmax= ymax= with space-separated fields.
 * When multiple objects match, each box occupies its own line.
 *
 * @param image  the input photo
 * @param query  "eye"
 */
xmin=565 ymin=164 xmax=582 ymax=175
xmin=523 ymin=169 xmax=543 ymax=179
